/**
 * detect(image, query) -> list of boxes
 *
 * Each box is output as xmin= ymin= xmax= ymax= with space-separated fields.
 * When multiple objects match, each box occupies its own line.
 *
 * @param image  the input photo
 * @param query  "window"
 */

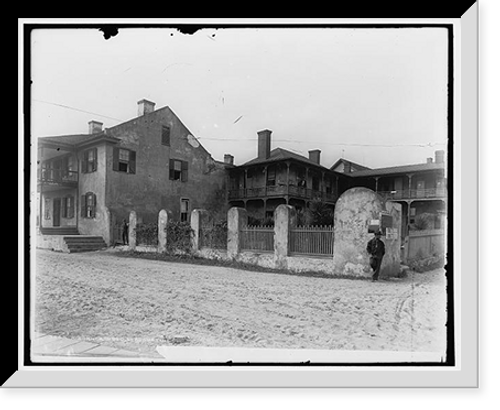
xmin=82 ymin=148 xmax=97 ymax=173
xmin=81 ymin=192 xmax=96 ymax=219
xmin=161 ymin=125 xmax=171 ymax=146
xmin=61 ymin=196 xmax=75 ymax=219
xmin=44 ymin=198 xmax=51 ymax=220
xmin=266 ymin=166 xmax=276 ymax=186
xmin=169 ymin=159 xmax=188 ymax=181
xmin=112 ymin=147 xmax=136 ymax=174
xmin=180 ymin=198 xmax=190 ymax=222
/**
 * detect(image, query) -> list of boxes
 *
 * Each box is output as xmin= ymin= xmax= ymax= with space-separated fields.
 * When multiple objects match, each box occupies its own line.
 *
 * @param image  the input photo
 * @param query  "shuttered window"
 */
xmin=169 ymin=159 xmax=188 ymax=182
xmin=113 ymin=147 xmax=136 ymax=174
xmin=81 ymin=192 xmax=97 ymax=219
xmin=61 ymin=196 xmax=75 ymax=219
xmin=161 ymin=125 xmax=171 ymax=146
xmin=82 ymin=148 xmax=97 ymax=173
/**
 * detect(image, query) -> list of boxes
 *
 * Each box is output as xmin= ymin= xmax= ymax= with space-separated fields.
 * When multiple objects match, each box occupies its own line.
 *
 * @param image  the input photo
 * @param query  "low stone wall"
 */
xmin=36 ymin=234 xmax=69 ymax=253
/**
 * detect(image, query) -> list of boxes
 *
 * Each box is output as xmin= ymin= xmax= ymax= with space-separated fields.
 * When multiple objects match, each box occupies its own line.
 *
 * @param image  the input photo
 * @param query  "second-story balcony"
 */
xmin=377 ymin=188 xmax=447 ymax=201
xmin=38 ymin=167 xmax=78 ymax=191
xmin=228 ymin=184 xmax=338 ymax=203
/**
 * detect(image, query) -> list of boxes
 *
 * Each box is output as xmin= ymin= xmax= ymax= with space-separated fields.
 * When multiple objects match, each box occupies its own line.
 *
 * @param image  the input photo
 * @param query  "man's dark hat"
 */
xmin=375 ymin=230 xmax=382 ymax=236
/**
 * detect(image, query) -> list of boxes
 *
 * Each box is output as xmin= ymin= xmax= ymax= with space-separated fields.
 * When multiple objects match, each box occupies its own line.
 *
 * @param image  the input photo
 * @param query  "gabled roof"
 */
xmin=241 ymin=148 xmax=330 ymax=170
xmin=38 ymin=132 xmax=120 ymax=149
xmin=349 ymin=161 xmax=445 ymax=177
xmin=330 ymin=158 xmax=371 ymax=172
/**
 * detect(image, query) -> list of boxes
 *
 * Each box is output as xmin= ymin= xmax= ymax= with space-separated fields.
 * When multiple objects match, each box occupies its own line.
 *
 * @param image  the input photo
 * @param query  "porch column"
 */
xmin=374 ymin=177 xmax=380 ymax=192
xmin=407 ymin=173 xmax=414 ymax=198
xmin=264 ymin=165 xmax=268 ymax=196
xmin=321 ymin=171 xmax=325 ymax=199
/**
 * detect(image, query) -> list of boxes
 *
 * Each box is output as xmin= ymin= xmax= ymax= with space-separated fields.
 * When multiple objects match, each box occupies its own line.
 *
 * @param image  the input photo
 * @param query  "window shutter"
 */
xmin=61 ymin=197 xmax=68 ymax=218
xmin=91 ymin=193 xmax=97 ymax=218
xmin=169 ymin=159 xmax=175 ymax=180
xmin=181 ymin=161 xmax=188 ymax=182
xmin=81 ymin=195 xmax=86 ymax=218
xmin=128 ymin=150 xmax=136 ymax=174
xmin=162 ymin=126 xmax=171 ymax=146
xmin=113 ymin=147 xmax=120 ymax=171
xmin=68 ymin=196 xmax=75 ymax=219
xmin=82 ymin=151 xmax=88 ymax=173
xmin=92 ymin=148 xmax=98 ymax=172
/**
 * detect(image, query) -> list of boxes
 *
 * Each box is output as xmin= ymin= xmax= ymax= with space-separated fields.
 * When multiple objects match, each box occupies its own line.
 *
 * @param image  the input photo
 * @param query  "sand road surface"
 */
xmin=34 ymin=250 xmax=447 ymax=358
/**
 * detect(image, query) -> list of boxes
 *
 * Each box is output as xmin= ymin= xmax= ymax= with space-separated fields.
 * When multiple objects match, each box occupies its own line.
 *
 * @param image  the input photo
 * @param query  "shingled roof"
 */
xmin=349 ymin=161 xmax=445 ymax=177
xmin=241 ymin=148 xmax=330 ymax=170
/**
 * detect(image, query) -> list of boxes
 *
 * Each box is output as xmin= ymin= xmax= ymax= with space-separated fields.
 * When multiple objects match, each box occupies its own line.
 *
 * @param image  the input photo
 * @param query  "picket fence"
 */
xmin=289 ymin=225 xmax=334 ymax=257
xmin=241 ymin=225 xmax=275 ymax=252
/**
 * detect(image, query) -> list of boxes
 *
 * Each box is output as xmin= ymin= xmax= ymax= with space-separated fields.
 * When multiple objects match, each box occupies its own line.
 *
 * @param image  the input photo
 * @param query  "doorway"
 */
xmin=53 ymin=198 xmax=61 ymax=227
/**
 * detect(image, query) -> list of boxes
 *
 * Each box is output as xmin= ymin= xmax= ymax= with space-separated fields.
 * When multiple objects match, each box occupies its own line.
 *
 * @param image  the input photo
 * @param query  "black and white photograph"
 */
xmin=12 ymin=11 xmax=481 ymax=390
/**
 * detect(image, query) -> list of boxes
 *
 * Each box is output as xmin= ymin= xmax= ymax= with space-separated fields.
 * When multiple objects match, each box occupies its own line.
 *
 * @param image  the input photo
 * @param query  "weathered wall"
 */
xmin=332 ymin=187 xmax=401 ymax=278
xmin=104 ymin=107 xmax=227 ymax=223
xmin=40 ymin=189 xmax=77 ymax=228
xmin=78 ymin=143 xmax=109 ymax=239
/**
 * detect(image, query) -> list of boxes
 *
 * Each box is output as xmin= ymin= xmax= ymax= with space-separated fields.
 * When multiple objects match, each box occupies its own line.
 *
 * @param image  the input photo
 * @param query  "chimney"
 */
xmin=427 ymin=157 xmax=433 ymax=164
xmin=137 ymin=99 xmax=156 ymax=116
xmin=257 ymin=129 xmax=272 ymax=160
xmin=224 ymin=154 xmax=234 ymax=166
xmin=345 ymin=162 xmax=352 ymax=173
xmin=88 ymin=120 xmax=103 ymax=134
xmin=308 ymin=149 xmax=321 ymax=165
xmin=435 ymin=150 xmax=445 ymax=164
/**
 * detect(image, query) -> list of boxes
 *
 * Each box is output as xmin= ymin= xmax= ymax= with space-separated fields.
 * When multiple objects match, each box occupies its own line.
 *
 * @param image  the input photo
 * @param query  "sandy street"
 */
xmin=33 ymin=250 xmax=447 ymax=358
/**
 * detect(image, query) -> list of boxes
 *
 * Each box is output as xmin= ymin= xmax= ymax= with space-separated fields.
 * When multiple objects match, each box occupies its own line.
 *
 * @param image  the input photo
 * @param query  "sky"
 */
xmin=30 ymin=26 xmax=449 ymax=169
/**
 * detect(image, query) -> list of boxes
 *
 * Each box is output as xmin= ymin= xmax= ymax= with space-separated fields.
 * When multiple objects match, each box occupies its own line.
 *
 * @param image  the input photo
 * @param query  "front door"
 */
xmin=53 ymin=198 xmax=61 ymax=227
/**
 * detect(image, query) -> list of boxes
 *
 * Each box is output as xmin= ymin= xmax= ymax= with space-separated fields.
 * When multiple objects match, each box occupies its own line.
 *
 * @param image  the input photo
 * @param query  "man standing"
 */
xmin=122 ymin=218 xmax=129 ymax=245
xmin=366 ymin=230 xmax=385 ymax=281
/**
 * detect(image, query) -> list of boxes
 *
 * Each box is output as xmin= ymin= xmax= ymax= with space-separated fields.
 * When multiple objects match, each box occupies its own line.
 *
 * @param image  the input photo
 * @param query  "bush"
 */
xmin=136 ymin=222 xmax=158 ymax=246
xmin=165 ymin=221 xmax=193 ymax=254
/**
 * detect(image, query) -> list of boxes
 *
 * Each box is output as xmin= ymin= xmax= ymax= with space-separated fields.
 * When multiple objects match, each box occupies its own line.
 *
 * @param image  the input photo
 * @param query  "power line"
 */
xmin=197 ymin=136 xmax=446 ymax=148
xmin=33 ymin=99 xmax=124 ymax=122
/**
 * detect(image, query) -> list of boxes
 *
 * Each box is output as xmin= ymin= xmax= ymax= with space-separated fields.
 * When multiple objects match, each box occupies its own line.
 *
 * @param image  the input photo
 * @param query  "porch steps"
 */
xmin=40 ymin=227 xmax=79 ymax=235
xmin=63 ymin=236 xmax=107 ymax=253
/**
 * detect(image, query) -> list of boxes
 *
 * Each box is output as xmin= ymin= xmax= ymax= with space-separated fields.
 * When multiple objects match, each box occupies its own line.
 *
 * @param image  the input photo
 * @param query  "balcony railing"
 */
xmin=38 ymin=168 xmax=78 ymax=186
xmin=228 ymin=185 xmax=337 ymax=203
xmin=377 ymin=188 xmax=446 ymax=200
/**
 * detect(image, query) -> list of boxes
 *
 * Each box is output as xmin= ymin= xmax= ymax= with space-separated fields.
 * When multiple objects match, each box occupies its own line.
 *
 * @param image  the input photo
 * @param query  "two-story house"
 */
xmin=226 ymin=129 xmax=351 ymax=224
xmin=37 ymin=99 xmax=228 ymax=248
xmin=339 ymin=150 xmax=447 ymax=238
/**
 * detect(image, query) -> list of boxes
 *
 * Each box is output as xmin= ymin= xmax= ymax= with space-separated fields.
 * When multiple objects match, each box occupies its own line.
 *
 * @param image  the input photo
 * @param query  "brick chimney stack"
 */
xmin=435 ymin=150 xmax=445 ymax=164
xmin=308 ymin=149 xmax=321 ymax=165
xmin=137 ymin=99 xmax=156 ymax=116
xmin=88 ymin=120 xmax=103 ymax=134
xmin=257 ymin=129 xmax=272 ymax=160
xmin=224 ymin=154 xmax=234 ymax=165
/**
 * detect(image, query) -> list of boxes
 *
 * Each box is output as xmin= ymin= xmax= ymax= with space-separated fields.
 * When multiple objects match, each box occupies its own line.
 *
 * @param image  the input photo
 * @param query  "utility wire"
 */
xmin=33 ymin=99 xmax=125 ymax=122
xmin=33 ymin=99 xmax=446 ymax=148
xmin=197 ymin=136 xmax=446 ymax=148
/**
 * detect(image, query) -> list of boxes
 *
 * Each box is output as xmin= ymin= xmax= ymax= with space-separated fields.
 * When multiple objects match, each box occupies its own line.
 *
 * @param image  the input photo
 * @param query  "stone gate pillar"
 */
xmin=191 ymin=209 xmax=209 ymax=252
xmin=333 ymin=187 xmax=401 ymax=278
xmin=128 ymin=210 xmax=137 ymax=251
xmin=274 ymin=204 xmax=297 ymax=269
xmin=158 ymin=209 xmax=169 ymax=253
xmin=227 ymin=207 xmax=247 ymax=258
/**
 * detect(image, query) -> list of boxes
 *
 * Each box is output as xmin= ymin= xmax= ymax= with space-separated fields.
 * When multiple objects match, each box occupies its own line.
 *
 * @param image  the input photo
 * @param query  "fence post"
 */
xmin=158 ymin=209 xmax=168 ymax=253
xmin=274 ymin=204 xmax=297 ymax=269
xmin=128 ymin=210 xmax=137 ymax=251
xmin=191 ymin=209 xmax=208 ymax=252
xmin=227 ymin=207 xmax=247 ymax=258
